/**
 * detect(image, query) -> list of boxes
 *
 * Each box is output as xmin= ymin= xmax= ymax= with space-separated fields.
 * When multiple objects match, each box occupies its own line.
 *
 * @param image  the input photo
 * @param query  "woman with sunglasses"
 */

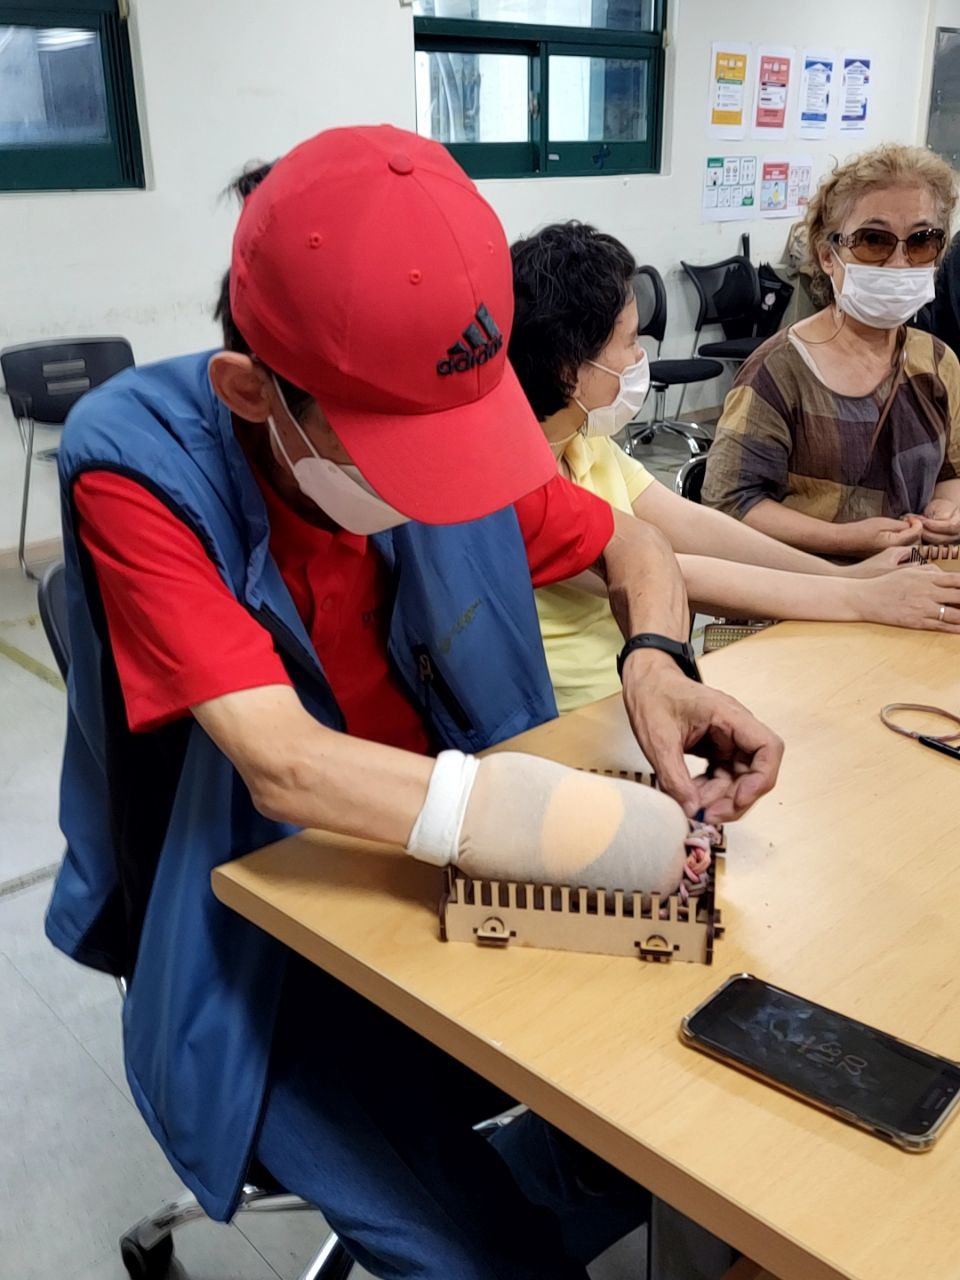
xmin=703 ymin=143 xmax=960 ymax=557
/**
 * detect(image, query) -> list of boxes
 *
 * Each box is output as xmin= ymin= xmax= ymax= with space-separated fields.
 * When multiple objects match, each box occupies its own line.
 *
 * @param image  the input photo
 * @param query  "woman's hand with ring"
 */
xmin=855 ymin=567 xmax=960 ymax=632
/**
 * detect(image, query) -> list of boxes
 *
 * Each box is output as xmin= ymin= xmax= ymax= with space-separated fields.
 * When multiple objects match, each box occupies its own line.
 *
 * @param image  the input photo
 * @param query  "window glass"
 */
xmin=0 ymin=26 xmax=108 ymax=147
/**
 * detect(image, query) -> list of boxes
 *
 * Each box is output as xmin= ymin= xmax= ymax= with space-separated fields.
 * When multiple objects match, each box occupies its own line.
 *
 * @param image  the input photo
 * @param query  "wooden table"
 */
xmin=213 ymin=623 xmax=960 ymax=1280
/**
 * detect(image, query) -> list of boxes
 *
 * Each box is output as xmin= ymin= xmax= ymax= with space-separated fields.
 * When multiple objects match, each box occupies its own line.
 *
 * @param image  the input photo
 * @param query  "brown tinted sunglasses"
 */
xmin=831 ymin=226 xmax=946 ymax=266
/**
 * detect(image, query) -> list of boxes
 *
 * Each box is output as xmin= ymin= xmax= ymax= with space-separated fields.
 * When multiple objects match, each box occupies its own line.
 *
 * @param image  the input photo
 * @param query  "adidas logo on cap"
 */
xmin=437 ymin=304 xmax=503 ymax=376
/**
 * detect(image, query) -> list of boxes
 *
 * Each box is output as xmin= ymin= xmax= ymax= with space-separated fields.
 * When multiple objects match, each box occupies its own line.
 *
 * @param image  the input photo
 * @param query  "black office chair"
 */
xmin=36 ymin=561 xmax=357 ymax=1280
xmin=674 ymin=454 xmax=707 ymax=503
xmin=1 ymin=338 xmax=135 ymax=580
xmin=625 ymin=266 xmax=723 ymax=458
xmin=37 ymin=561 xmax=71 ymax=679
xmin=680 ymin=256 xmax=766 ymax=366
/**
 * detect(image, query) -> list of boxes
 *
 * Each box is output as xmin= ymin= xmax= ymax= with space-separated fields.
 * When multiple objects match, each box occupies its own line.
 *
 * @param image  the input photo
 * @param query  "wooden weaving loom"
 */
xmin=911 ymin=544 xmax=960 ymax=568
xmin=440 ymin=771 xmax=725 ymax=966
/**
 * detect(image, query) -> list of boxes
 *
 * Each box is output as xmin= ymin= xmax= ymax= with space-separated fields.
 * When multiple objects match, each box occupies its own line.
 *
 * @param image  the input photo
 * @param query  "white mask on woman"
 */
xmin=574 ymin=352 xmax=651 ymax=438
xmin=267 ymin=381 xmax=410 ymax=535
xmin=831 ymin=251 xmax=936 ymax=330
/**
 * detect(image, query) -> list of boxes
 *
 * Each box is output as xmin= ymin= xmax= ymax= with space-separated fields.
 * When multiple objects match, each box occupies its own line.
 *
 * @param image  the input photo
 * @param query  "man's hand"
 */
xmin=620 ymin=651 xmax=784 ymax=824
xmin=917 ymin=499 xmax=960 ymax=545
xmin=597 ymin=507 xmax=782 ymax=822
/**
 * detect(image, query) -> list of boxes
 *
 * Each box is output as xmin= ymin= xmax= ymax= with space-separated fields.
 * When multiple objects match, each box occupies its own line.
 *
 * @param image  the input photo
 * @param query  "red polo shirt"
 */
xmin=73 ymin=456 xmax=614 ymax=752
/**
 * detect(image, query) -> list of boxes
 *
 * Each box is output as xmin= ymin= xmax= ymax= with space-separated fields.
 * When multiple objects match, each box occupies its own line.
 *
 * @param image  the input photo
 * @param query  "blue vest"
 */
xmin=45 ymin=352 xmax=557 ymax=1220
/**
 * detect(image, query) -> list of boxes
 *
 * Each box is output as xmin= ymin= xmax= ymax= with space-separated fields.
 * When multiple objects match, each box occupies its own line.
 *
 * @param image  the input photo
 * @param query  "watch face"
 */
xmin=681 ymin=651 xmax=701 ymax=678
xmin=671 ymin=641 xmax=702 ymax=682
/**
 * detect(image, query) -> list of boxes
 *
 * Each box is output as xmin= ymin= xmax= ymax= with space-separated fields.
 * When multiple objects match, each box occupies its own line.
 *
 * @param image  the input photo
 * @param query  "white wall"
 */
xmin=930 ymin=0 xmax=960 ymax=33
xmin=2 ymin=0 xmax=957 ymax=550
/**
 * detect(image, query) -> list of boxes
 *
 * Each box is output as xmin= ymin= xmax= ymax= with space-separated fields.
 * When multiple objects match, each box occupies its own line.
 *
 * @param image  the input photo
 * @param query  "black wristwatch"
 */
xmin=617 ymin=633 xmax=703 ymax=684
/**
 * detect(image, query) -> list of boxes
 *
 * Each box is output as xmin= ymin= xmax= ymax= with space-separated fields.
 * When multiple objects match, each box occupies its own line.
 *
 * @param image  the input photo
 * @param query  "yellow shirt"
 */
xmin=536 ymin=435 xmax=655 ymax=713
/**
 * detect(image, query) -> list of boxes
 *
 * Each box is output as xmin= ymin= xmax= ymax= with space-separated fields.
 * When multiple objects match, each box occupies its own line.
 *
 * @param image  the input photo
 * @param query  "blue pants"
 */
xmin=254 ymin=957 xmax=649 ymax=1279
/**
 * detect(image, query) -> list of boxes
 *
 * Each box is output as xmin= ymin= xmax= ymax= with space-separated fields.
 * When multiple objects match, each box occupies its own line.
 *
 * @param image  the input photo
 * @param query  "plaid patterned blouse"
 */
xmin=702 ymin=327 xmax=960 ymax=522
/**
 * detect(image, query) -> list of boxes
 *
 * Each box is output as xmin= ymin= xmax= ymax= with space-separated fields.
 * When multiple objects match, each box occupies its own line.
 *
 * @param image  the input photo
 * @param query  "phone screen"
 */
xmin=684 ymin=975 xmax=960 ymax=1140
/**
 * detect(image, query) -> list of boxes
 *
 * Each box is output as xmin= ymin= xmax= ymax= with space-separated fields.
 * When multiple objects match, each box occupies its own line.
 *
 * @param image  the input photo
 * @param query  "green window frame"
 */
xmin=413 ymin=3 xmax=666 ymax=179
xmin=0 ymin=0 xmax=144 ymax=192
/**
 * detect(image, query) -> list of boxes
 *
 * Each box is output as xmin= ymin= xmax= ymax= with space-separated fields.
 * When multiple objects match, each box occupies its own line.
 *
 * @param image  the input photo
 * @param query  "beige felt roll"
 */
xmin=456 ymin=752 xmax=688 ymax=895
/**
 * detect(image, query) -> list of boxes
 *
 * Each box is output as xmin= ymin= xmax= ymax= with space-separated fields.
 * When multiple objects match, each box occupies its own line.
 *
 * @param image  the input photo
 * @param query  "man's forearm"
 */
xmin=742 ymin=498 xmax=845 ymax=554
xmin=598 ymin=508 xmax=689 ymax=642
xmin=193 ymin=684 xmax=433 ymax=846
xmin=676 ymin=555 xmax=863 ymax=620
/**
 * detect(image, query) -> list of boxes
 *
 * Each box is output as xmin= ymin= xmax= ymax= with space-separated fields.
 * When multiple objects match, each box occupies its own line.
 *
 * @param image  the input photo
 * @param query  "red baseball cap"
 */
xmin=230 ymin=125 xmax=556 ymax=524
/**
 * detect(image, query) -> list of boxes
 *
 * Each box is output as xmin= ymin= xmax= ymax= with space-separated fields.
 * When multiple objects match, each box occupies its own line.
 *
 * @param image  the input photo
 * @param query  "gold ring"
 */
xmin=939 ymin=605 xmax=947 ymax=622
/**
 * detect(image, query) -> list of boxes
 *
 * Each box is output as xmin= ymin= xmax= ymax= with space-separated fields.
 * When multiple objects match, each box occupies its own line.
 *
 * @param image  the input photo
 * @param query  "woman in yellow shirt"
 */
xmin=509 ymin=222 xmax=960 ymax=713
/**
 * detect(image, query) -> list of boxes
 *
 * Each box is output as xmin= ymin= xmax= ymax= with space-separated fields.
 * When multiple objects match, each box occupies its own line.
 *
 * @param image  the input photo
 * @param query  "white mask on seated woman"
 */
xmin=832 ymin=251 xmax=936 ymax=331
xmin=574 ymin=351 xmax=651 ymax=437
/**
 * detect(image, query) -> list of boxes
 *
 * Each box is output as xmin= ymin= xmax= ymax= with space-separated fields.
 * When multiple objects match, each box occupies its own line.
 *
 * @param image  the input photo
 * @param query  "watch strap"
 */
xmin=617 ymin=633 xmax=703 ymax=683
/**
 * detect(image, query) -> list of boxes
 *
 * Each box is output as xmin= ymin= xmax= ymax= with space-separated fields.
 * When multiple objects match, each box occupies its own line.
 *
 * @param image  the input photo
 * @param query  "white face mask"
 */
xmin=831 ymin=251 xmax=936 ymax=330
xmin=573 ymin=352 xmax=651 ymax=438
xmin=267 ymin=382 xmax=410 ymax=535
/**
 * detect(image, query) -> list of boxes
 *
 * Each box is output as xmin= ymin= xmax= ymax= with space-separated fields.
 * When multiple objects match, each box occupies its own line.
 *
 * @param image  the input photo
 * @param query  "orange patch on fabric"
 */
xmin=539 ymin=773 xmax=625 ymax=879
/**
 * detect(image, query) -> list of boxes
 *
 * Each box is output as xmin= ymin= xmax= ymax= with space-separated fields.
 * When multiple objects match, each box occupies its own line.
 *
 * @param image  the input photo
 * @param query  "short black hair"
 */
xmin=214 ymin=162 xmax=315 ymax=423
xmin=509 ymin=222 xmax=637 ymax=420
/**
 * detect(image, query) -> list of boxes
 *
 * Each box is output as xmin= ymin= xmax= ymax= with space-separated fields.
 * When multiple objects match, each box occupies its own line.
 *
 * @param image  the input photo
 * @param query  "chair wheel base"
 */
xmin=321 ymin=1244 xmax=357 ymax=1280
xmin=120 ymin=1230 xmax=174 ymax=1280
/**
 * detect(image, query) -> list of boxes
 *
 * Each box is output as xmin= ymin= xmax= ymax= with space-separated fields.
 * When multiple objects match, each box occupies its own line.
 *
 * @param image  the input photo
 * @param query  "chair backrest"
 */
xmin=680 ymin=257 xmax=761 ymax=336
xmin=37 ymin=561 xmax=70 ymax=680
xmin=633 ymin=265 xmax=668 ymax=347
xmin=1 ymin=337 xmax=134 ymax=426
xmin=675 ymin=454 xmax=707 ymax=503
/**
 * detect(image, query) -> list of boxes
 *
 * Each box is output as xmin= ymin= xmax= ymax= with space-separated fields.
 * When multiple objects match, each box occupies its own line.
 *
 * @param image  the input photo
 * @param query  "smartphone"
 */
xmin=680 ymin=974 xmax=960 ymax=1151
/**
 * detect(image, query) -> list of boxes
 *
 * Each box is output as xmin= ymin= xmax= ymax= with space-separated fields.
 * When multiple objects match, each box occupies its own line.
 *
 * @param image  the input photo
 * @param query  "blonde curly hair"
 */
xmin=804 ymin=143 xmax=958 ymax=305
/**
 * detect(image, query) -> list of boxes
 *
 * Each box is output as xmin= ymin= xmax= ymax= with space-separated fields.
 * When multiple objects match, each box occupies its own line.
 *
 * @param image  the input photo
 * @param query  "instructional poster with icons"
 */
xmin=798 ymin=50 xmax=836 ymax=139
xmin=758 ymin=160 xmax=789 ymax=214
xmin=839 ymin=52 xmax=872 ymax=132
xmin=702 ymin=154 xmax=759 ymax=222
xmin=700 ymin=37 xmax=875 ymax=225
xmin=707 ymin=42 xmax=751 ymax=140
xmin=705 ymin=39 xmax=874 ymax=138
xmin=751 ymin=45 xmax=794 ymax=139
xmin=759 ymin=156 xmax=814 ymax=218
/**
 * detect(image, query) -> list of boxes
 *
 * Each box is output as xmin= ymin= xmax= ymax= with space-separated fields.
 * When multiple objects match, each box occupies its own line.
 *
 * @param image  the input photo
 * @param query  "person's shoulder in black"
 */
xmin=916 ymin=230 xmax=960 ymax=359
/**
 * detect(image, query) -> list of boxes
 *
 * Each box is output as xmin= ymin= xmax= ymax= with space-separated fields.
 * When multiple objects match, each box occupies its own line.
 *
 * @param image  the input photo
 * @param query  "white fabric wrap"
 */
xmin=406 ymin=750 xmax=687 ymax=894
xmin=404 ymin=750 xmax=480 ymax=866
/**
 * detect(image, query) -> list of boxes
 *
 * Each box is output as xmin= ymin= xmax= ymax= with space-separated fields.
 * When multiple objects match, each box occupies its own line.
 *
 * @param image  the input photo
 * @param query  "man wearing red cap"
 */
xmin=46 ymin=126 xmax=781 ymax=1277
